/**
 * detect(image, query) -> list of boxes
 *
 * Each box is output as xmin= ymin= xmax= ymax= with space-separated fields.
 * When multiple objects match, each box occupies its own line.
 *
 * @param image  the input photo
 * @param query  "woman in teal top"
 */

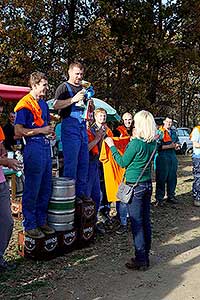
xmin=105 ymin=110 xmax=156 ymax=270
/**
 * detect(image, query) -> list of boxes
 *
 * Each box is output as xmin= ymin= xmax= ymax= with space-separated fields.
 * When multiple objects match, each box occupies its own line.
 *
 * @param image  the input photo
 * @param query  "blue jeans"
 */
xmin=116 ymin=201 xmax=128 ymax=226
xmin=61 ymin=117 xmax=89 ymax=197
xmin=128 ymin=181 xmax=152 ymax=265
xmin=192 ymin=157 xmax=200 ymax=201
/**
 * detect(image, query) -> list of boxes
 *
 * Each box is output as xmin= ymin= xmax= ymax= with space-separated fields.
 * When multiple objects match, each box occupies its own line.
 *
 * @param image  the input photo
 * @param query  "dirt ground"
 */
xmin=2 ymin=155 xmax=200 ymax=300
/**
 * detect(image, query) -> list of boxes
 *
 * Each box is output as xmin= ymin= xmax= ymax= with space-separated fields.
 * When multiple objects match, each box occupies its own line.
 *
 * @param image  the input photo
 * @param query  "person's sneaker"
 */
xmin=0 ymin=259 xmax=17 ymax=273
xmin=25 ymin=228 xmax=45 ymax=239
xmin=116 ymin=225 xmax=128 ymax=235
xmin=154 ymin=200 xmax=165 ymax=207
xmin=167 ymin=196 xmax=178 ymax=204
xmin=194 ymin=200 xmax=200 ymax=207
xmin=104 ymin=218 xmax=114 ymax=231
xmin=95 ymin=223 xmax=106 ymax=235
xmin=111 ymin=216 xmax=121 ymax=228
xmin=39 ymin=225 xmax=55 ymax=235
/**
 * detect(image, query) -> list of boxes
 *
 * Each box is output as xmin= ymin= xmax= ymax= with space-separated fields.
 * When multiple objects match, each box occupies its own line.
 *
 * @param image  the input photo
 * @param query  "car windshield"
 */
xmin=177 ymin=129 xmax=190 ymax=137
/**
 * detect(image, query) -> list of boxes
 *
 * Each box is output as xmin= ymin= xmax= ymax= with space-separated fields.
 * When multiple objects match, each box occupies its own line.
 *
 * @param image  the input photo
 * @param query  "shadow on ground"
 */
xmin=1 ymin=156 xmax=200 ymax=300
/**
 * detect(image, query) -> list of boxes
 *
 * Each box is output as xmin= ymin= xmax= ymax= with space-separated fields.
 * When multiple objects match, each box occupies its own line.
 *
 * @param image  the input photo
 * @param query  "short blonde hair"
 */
xmin=94 ymin=108 xmax=107 ymax=117
xmin=134 ymin=110 xmax=156 ymax=143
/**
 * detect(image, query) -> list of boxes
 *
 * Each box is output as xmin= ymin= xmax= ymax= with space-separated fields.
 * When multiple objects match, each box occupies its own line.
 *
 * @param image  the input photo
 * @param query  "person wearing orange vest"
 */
xmin=155 ymin=117 xmax=180 ymax=206
xmin=114 ymin=112 xmax=133 ymax=137
xmin=190 ymin=125 xmax=200 ymax=206
xmin=87 ymin=123 xmax=105 ymax=233
xmin=87 ymin=108 xmax=113 ymax=233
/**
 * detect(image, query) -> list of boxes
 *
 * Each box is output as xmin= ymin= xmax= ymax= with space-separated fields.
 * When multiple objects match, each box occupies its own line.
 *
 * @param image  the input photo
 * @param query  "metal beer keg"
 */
xmin=48 ymin=177 xmax=75 ymax=231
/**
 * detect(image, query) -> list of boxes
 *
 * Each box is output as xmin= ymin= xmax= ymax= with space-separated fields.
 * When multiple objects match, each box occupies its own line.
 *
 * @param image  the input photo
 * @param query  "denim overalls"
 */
xmin=61 ymin=83 xmax=89 ymax=197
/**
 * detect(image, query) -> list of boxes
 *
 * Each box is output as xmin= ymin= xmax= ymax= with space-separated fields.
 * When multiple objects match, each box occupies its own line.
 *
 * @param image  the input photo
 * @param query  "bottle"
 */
xmin=14 ymin=140 xmax=23 ymax=177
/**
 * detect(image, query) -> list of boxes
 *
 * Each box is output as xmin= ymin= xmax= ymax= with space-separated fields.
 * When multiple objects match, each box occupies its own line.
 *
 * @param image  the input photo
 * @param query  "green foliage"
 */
xmin=0 ymin=0 xmax=200 ymax=125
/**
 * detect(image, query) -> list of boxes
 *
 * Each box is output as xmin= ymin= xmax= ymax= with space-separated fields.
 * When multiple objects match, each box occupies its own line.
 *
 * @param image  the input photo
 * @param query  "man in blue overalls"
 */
xmin=15 ymin=72 xmax=55 ymax=239
xmin=54 ymin=62 xmax=89 ymax=197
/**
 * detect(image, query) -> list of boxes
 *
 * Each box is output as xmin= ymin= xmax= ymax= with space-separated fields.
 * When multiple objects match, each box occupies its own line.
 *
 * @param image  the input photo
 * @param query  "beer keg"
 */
xmin=48 ymin=177 xmax=75 ymax=231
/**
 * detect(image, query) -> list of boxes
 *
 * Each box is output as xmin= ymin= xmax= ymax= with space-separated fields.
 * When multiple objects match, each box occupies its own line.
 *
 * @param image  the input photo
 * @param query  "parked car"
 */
xmin=176 ymin=127 xmax=193 ymax=154
xmin=154 ymin=116 xmax=165 ymax=126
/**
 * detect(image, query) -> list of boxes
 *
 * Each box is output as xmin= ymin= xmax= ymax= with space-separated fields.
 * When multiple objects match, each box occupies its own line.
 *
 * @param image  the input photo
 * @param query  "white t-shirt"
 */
xmin=191 ymin=127 xmax=200 ymax=156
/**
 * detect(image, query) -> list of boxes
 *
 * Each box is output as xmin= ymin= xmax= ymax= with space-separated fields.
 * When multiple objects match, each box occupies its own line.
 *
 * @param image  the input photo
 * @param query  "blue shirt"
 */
xmin=55 ymin=123 xmax=63 ymax=152
xmin=15 ymin=99 xmax=50 ymax=140
xmin=15 ymin=99 xmax=50 ymax=129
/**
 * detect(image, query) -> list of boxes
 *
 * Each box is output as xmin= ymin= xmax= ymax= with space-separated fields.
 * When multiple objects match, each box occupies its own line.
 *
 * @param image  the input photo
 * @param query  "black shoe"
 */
xmin=131 ymin=257 xmax=150 ymax=267
xmin=111 ymin=216 xmax=121 ymax=228
xmin=0 ymin=260 xmax=17 ymax=273
xmin=116 ymin=225 xmax=128 ymax=235
xmin=167 ymin=196 xmax=178 ymax=204
xmin=154 ymin=200 xmax=165 ymax=207
xmin=125 ymin=258 xmax=149 ymax=271
xmin=95 ymin=223 xmax=106 ymax=235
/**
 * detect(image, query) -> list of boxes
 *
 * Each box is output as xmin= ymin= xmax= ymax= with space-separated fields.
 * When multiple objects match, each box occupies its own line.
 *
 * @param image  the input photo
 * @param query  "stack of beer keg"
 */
xmin=18 ymin=176 xmax=96 ymax=260
xmin=48 ymin=177 xmax=77 ymax=254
